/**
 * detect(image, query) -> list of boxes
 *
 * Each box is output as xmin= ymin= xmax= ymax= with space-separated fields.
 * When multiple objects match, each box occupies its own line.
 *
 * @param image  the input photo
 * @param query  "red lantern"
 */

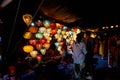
xmin=36 ymin=43 xmax=42 ymax=50
xmin=50 ymin=23 xmax=56 ymax=29
xmin=40 ymin=37 xmax=47 ymax=44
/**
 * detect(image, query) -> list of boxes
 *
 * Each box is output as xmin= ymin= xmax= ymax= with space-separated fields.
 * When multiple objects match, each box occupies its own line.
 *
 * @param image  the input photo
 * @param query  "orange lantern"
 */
xmin=28 ymin=26 xmax=38 ymax=33
xmin=23 ymin=45 xmax=34 ymax=53
xmin=43 ymin=42 xmax=50 ymax=50
xmin=23 ymin=32 xmax=32 ymax=39
xmin=52 ymin=28 xmax=57 ymax=34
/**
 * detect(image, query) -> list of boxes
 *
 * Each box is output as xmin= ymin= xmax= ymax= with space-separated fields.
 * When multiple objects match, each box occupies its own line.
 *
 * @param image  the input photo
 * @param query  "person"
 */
xmin=71 ymin=32 xmax=87 ymax=80
xmin=3 ymin=64 xmax=20 ymax=80
xmin=85 ymin=31 xmax=95 ymax=79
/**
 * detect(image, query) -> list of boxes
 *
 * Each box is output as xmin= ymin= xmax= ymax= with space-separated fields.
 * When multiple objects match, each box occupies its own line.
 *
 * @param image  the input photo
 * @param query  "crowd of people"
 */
xmin=2 ymin=31 xmax=120 ymax=80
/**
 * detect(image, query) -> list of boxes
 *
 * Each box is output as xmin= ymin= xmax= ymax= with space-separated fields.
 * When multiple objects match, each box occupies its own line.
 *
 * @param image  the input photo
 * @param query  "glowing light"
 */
xmin=23 ymin=45 xmax=34 ymax=53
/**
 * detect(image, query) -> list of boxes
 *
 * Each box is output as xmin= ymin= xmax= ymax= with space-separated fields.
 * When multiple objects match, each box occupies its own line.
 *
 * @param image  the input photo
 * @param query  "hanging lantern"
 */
xmin=40 ymin=48 xmax=46 ymax=55
xmin=40 ymin=37 xmax=47 ymax=44
xmin=23 ymin=32 xmax=32 ymax=39
xmin=28 ymin=26 xmax=38 ymax=33
xmin=35 ymin=32 xmax=43 ymax=39
xmin=43 ymin=42 xmax=50 ymax=50
xmin=23 ymin=14 xmax=32 ymax=26
xmin=50 ymin=22 xmax=56 ymax=29
xmin=57 ymin=29 xmax=62 ymax=34
xmin=43 ymin=32 xmax=50 ymax=39
xmin=43 ymin=20 xmax=50 ymax=28
xmin=30 ymin=50 xmax=38 ymax=58
xmin=36 ymin=55 xmax=42 ymax=61
xmin=39 ymin=27 xmax=46 ymax=33
xmin=46 ymin=28 xmax=52 ymax=34
xmin=61 ymin=30 xmax=66 ymax=35
xmin=29 ymin=39 xmax=38 ymax=45
xmin=52 ymin=28 xmax=57 ymax=34
xmin=23 ymin=45 xmax=34 ymax=53
xmin=36 ymin=43 xmax=42 ymax=50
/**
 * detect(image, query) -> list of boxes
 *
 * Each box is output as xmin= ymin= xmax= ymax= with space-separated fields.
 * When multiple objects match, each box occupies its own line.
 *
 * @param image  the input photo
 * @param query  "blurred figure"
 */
xmin=71 ymin=32 xmax=87 ymax=80
xmin=3 ymin=64 xmax=20 ymax=80
xmin=85 ymin=31 xmax=95 ymax=78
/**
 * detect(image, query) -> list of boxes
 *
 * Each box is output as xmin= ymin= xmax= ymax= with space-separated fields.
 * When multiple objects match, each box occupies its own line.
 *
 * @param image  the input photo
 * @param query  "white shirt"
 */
xmin=72 ymin=42 xmax=87 ymax=64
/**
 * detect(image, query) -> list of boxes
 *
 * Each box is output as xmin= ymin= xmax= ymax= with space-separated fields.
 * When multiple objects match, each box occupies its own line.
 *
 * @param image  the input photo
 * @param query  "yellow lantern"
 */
xmin=30 ymin=50 xmax=38 ymax=58
xmin=23 ymin=45 xmax=34 ymax=53
xmin=23 ymin=32 xmax=32 ymax=39
xmin=43 ymin=43 xmax=50 ymax=50
xmin=23 ymin=14 xmax=32 ymax=26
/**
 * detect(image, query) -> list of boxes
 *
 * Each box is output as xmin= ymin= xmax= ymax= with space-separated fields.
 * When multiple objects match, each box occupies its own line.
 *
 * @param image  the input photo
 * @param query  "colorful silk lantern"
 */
xmin=23 ymin=32 xmax=32 ymax=39
xmin=52 ymin=28 xmax=57 ymax=34
xmin=43 ymin=43 xmax=50 ymax=50
xmin=29 ymin=39 xmax=38 ymax=45
xmin=23 ymin=45 xmax=34 ymax=53
xmin=40 ymin=37 xmax=47 ymax=44
xmin=35 ymin=32 xmax=43 ymax=39
xmin=30 ymin=50 xmax=38 ymax=58
xmin=23 ymin=14 xmax=32 ymax=26
xmin=36 ymin=43 xmax=42 ymax=50
xmin=28 ymin=26 xmax=38 ymax=33
xmin=36 ymin=55 xmax=42 ymax=61
xmin=39 ymin=27 xmax=46 ymax=33
xmin=43 ymin=20 xmax=50 ymax=28
xmin=40 ymin=48 xmax=46 ymax=55
xmin=50 ymin=22 xmax=56 ymax=29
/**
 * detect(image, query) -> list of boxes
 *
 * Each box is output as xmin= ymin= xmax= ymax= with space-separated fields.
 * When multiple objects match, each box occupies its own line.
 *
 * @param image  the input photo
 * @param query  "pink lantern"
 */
xmin=29 ymin=39 xmax=38 ymax=45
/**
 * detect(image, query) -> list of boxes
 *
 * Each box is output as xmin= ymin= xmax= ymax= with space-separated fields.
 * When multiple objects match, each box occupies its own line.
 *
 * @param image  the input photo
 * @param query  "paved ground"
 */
xmin=93 ymin=54 xmax=120 ymax=80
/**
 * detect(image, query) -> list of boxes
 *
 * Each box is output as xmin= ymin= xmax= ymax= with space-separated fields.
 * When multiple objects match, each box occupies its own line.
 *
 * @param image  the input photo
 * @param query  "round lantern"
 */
xmin=36 ymin=55 xmax=42 ymax=61
xmin=35 ymin=32 xmax=43 ymax=39
xmin=43 ymin=43 xmax=50 ymax=50
xmin=23 ymin=32 xmax=32 ymax=39
xmin=23 ymin=45 xmax=34 ymax=53
xmin=39 ymin=27 xmax=46 ymax=33
xmin=28 ymin=26 xmax=38 ymax=33
xmin=23 ymin=14 xmax=32 ymax=26
xmin=43 ymin=20 xmax=50 ymax=28
xmin=36 ymin=43 xmax=42 ymax=50
xmin=50 ymin=23 xmax=56 ymax=29
xmin=30 ymin=50 xmax=38 ymax=58
xmin=40 ymin=48 xmax=46 ymax=55
xmin=52 ymin=28 xmax=57 ymax=34
xmin=56 ymin=23 xmax=61 ymax=28
xmin=40 ymin=37 xmax=47 ymax=44
xmin=29 ymin=39 xmax=38 ymax=45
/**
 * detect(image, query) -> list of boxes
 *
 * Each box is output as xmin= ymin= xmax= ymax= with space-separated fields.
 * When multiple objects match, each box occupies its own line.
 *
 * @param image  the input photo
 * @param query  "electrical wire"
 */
xmin=6 ymin=0 xmax=22 ymax=53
